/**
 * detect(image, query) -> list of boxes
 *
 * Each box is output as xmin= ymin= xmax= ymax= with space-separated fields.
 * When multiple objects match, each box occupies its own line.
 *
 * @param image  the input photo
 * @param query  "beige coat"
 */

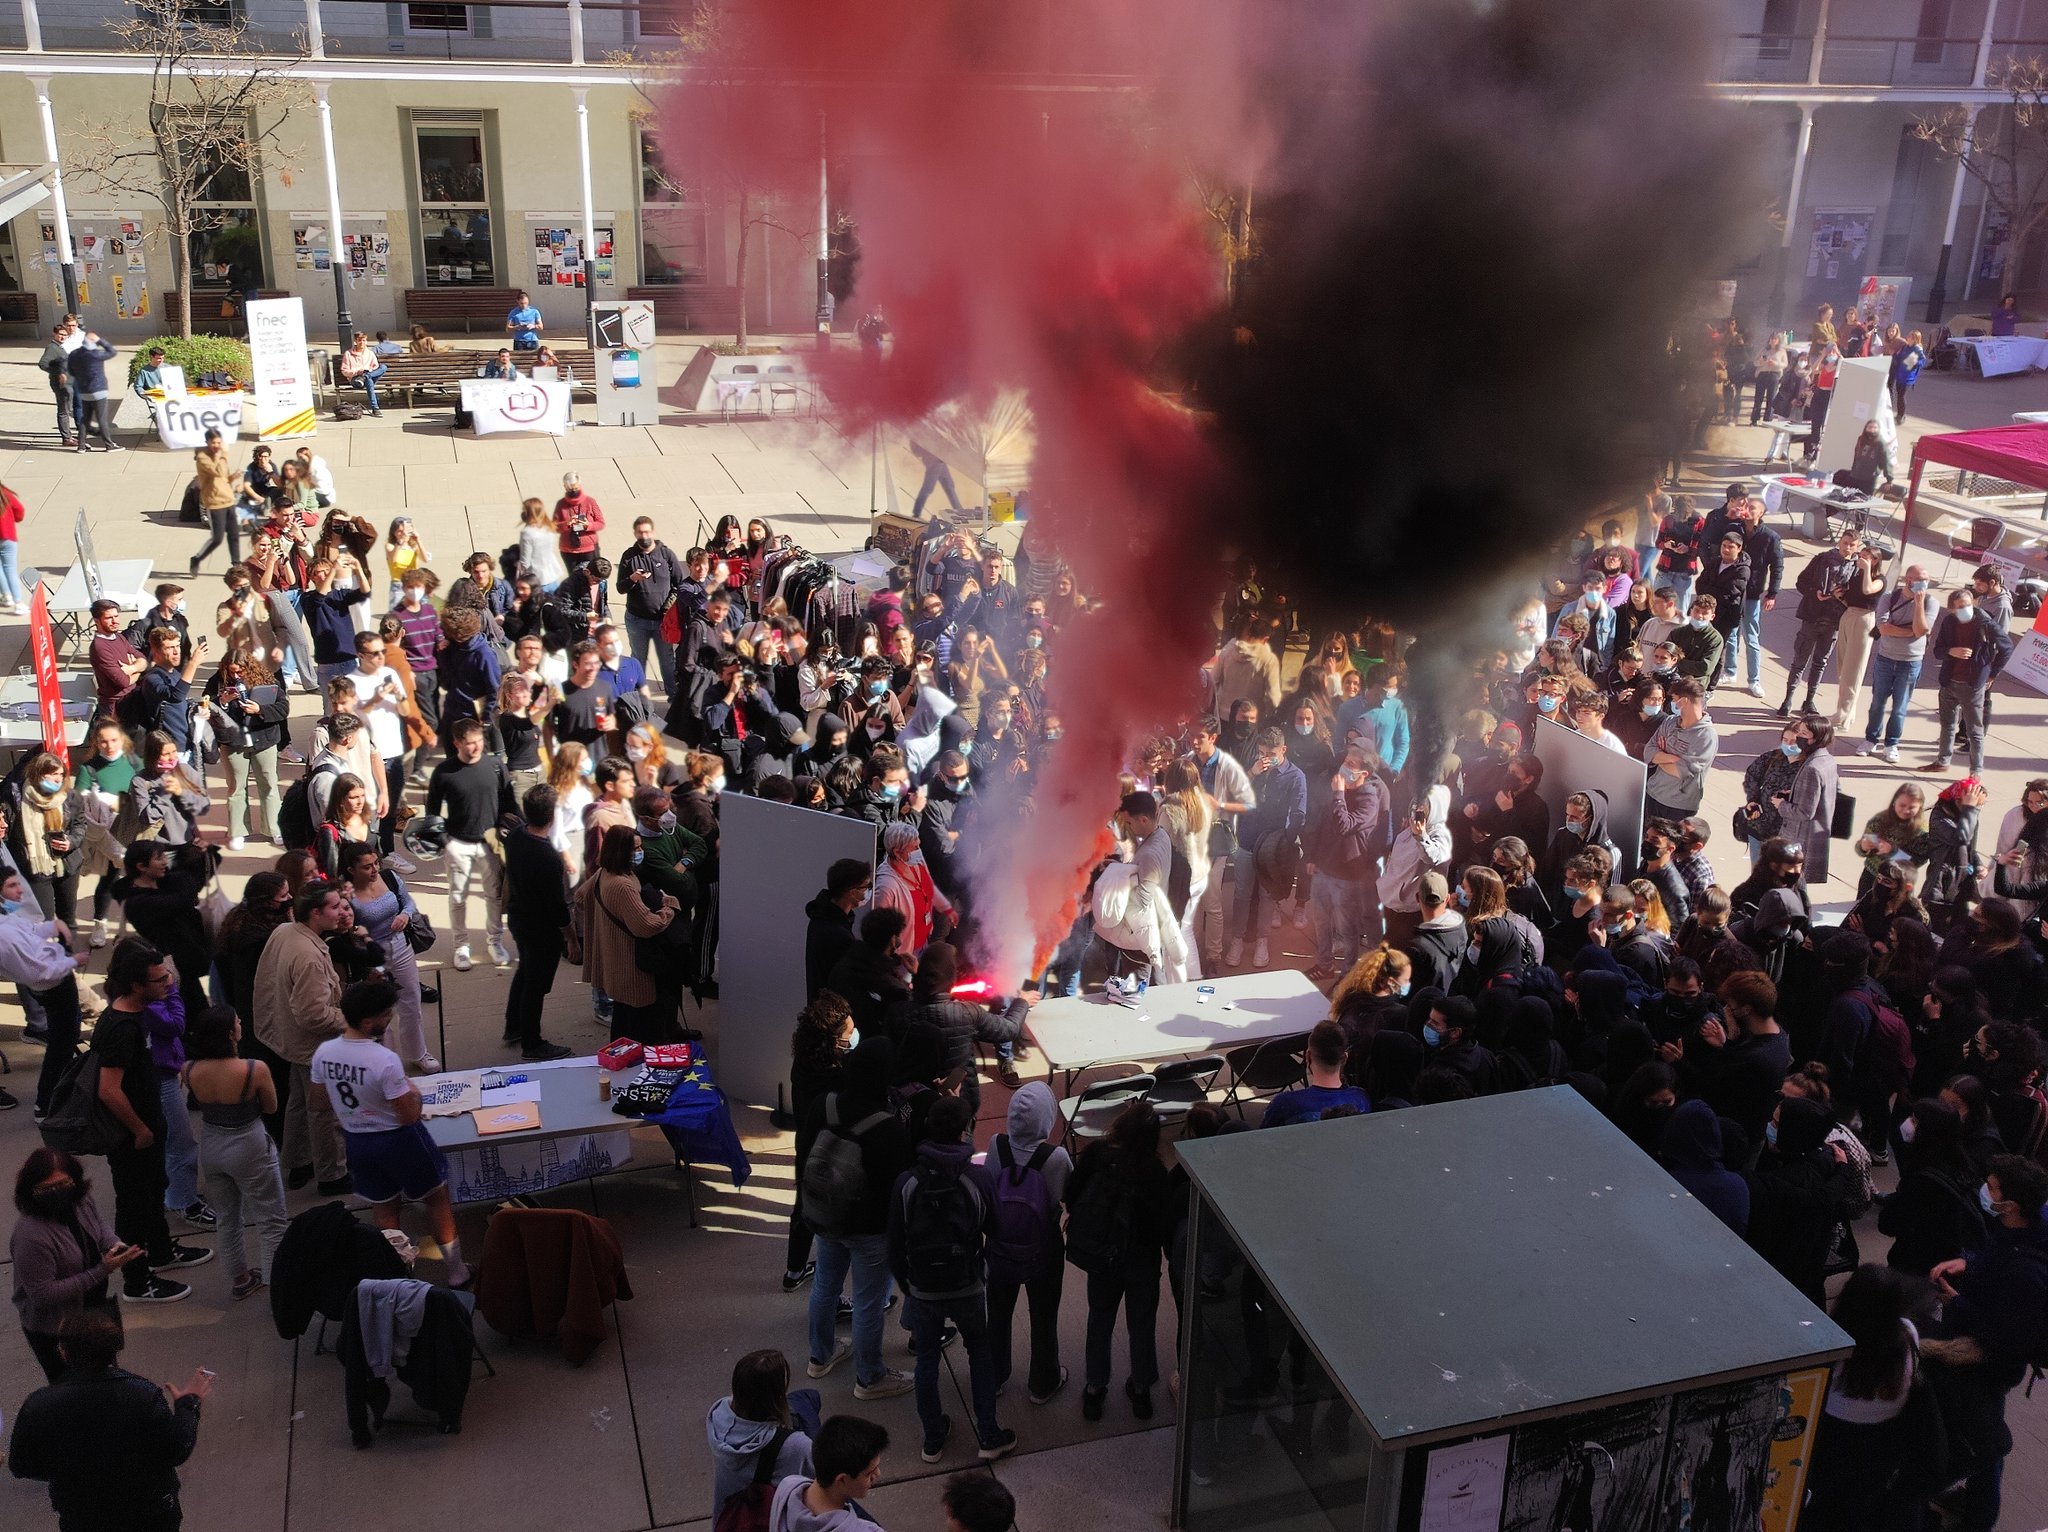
xmin=252 ymin=919 xmax=346 ymax=1066
xmin=578 ymin=870 xmax=673 ymax=1009
xmin=195 ymin=448 xmax=238 ymax=512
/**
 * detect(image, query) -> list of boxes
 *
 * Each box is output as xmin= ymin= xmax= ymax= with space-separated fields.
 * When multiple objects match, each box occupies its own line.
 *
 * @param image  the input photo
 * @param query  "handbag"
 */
xmin=659 ymin=593 xmax=681 ymax=646
xmin=600 ymin=882 xmax=689 ymax=978
xmin=198 ymin=877 xmax=234 ymax=945
xmin=1830 ymin=789 xmax=1857 ymax=840
xmin=382 ymin=869 xmax=436 ymax=954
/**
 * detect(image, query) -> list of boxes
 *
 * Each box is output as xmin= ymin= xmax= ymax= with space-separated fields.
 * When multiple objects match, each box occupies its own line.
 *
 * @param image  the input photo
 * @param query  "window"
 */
xmin=182 ymin=130 xmax=264 ymax=288
xmin=1759 ymin=0 xmax=1798 ymax=60
xmin=1913 ymin=0 xmax=1953 ymax=67
xmin=405 ymin=3 xmax=470 ymax=32
xmin=415 ymin=119 xmax=494 ymax=286
xmin=638 ymin=128 xmax=707 ymax=284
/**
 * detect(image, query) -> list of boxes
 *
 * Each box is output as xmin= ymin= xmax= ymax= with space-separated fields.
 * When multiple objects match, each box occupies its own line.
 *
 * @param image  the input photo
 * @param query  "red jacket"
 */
xmin=0 ymin=485 xmax=24 ymax=542
xmin=553 ymin=492 xmax=605 ymax=555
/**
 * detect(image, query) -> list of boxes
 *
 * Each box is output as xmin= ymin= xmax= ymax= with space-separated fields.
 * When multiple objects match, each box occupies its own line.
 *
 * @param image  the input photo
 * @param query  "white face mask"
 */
xmin=708 ymin=776 xmax=726 ymax=796
xmin=626 ymin=744 xmax=650 ymax=762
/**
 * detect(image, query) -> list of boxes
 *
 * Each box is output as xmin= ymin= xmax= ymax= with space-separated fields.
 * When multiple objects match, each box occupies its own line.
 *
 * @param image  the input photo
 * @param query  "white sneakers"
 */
xmin=1226 ymin=938 xmax=1245 ymax=967
xmin=228 ymin=835 xmax=247 ymax=850
xmin=1253 ymin=938 xmax=1270 ymax=968
xmin=385 ymin=853 xmax=419 ymax=875
xmin=487 ymin=933 xmax=513 ymax=967
xmin=452 ymin=944 xmax=473 ymax=972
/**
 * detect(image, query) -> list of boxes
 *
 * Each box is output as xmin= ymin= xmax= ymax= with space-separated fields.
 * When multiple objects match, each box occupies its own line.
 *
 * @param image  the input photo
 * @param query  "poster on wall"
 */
xmin=245 ymin=297 xmax=316 ymax=440
xmin=1806 ymin=208 xmax=1873 ymax=280
xmin=528 ymin=213 xmax=615 ymax=290
xmin=1978 ymin=205 xmax=2011 ymax=286
xmin=1758 ymin=1368 xmax=1829 ymax=1532
xmin=1500 ymin=1395 xmax=1670 ymax=1532
xmin=293 ymin=217 xmax=391 ymax=287
xmin=1857 ymin=274 xmax=1913 ymax=332
xmin=1661 ymin=1375 xmax=1784 ymax=1529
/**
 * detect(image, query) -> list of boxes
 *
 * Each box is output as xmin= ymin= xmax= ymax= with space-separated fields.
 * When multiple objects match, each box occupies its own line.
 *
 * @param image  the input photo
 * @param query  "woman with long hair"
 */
xmin=1454 ymin=868 xmax=1533 ymax=995
xmin=580 ymin=824 xmax=680 ymax=1042
xmin=518 ymin=498 xmax=569 ymax=592
xmin=1066 ymin=1099 xmax=1172 ymax=1424
xmin=204 ymin=653 xmax=290 ymax=848
xmin=1877 ymin=1097 xmax=1985 ymax=1278
xmin=7 ymin=750 xmax=82 ymax=931
xmin=494 ymin=671 xmax=549 ymax=799
xmin=782 ymin=992 xmax=854 ymax=1292
xmin=624 ymin=721 xmax=684 ymax=792
xmin=182 ymin=1005 xmax=287 ymax=1300
xmin=10 ymin=1148 xmax=142 ymax=1380
xmin=1939 ymin=896 xmax=2043 ymax=1024
xmin=120 ymin=729 xmax=210 ymax=846
xmin=1156 ymin=757 xmax=1213 ymax=966
xmin=706 ymin=1349 xmax=820 ymax=1523
xmin=1733 ymin=723 xmax=1805 ymax=862
xmin=218 ymin=871 xmax=294 ymax=1141
xmin=316 ymin=773 xmax=375 ymax=881
xmin=1847 ymin=859 xmax=1930 ymax=956
xmin=1856 ymin=783 xmax=1931 ymax=897
xmin=1629 ymin=878 xmax=1672 ymax=937
xmin=1877 ymin=916 xmax=1941 ymax=1019
xmin=340 ymin=840 xmax=435 ymax=1072
xmin=1992 ymin=799 xmax=2048 ymax=921
xmin=1801 ymin=1265 xmax=1945 ymax=1531
xmin=547 ymin=741 xmax=594 ymax=881
xmin=384 ymin=515 xmax=430 ymax=608
xmin=1301 ymin=632 xmax=1356 ymax=701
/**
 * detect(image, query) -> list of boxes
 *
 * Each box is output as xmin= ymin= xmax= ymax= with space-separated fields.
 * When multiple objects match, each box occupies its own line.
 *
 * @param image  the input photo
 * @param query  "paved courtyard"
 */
xmin=0 ymin=335 xmax=2045 ymax=1529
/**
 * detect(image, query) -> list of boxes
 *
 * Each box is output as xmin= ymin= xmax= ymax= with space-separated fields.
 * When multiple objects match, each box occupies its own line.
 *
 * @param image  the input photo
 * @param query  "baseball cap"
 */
xmin=1418 ymin=871 xmax=1450 ymax=905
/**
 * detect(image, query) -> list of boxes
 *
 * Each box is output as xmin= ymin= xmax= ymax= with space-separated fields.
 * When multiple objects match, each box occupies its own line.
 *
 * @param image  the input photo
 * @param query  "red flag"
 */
xmin=28 ymin=581 xmax=65 ymax=764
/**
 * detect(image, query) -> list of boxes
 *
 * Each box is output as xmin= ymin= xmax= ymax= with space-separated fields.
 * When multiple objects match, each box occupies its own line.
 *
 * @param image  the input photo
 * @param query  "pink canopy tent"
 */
xmin=1906 ymin=422 xmax=2048 ymax=491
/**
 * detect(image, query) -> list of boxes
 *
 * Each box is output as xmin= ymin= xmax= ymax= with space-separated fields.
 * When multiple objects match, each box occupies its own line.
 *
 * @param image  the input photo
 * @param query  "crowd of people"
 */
xmin=6 ymin=315 xmax=2048 ymax=1527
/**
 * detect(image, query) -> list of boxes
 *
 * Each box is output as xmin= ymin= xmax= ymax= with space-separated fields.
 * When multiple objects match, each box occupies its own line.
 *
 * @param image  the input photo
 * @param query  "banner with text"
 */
xmin=28 ymin=582 xmax=65 ymax=762
xmin=246 ymin=297 xmax=316 ymax=440
xmin=154 ymin=391 xmax=243 ymax=450
xmin=459 ymin=377 xmax=571 ymax=437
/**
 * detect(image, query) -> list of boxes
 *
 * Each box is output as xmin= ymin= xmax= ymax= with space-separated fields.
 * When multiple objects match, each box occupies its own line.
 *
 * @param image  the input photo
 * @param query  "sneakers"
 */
xmin=179 ymin=1201 xmax=219 ymax=1231
xmin=279 ymin=747 xmax=305 ymax=765
xmin=88 ymin=918 xmax=108 ymax=949
xmin=1746 ymin=680 xmax=1765 ymax=698
xmin=1268 ymin=906 xmax=1283 ymax=930
xmin=452 ymin=944 xmax=474 ymax=972
xmin=921 ymin=1414 xmax=953 ymax=1464
xmin=1291 ymin=903 xmax=1309 ymax=929
xmin=1855 ymin=739 xmax=1879 ymax=756
xmin=385 ymin=853 xmax=419 ymax=875
xmin=412 ymin=1054 xmax=442 ymax=1074
xmin=807 ymin=1339 xmax=853 ymax=1378
xmin=1127 ymin=1378 xmax=1155 ymax=1420
xmin=853 ymin=1368 xmax=915 ymax=1401
xmin=123 ymin=1274 xmax=191 ymax=1304
xmin=228 ymin=835 xmax=247 ymax=851
xmin=317 ymin=1176 xmax=354 ymax=1197
xmin=1882 ymin=744 xmax=1900 ymax=764
xmin=159 ymin=1242 xmax=214 ymax=1270
xmin=1082 ymin=1387 xmax=1106 ymax=1422
xmin=782 ymin=1262 xmax=817 ymax=1293
xmin=231 ymin=1269 xmax=264 ymax=1301
xmin=487 ymin=933 xmax=513 ymax=967
xmin=979 ymin=1427 xmax=1018 ymax=1461
xmin=521 ymin=1041 xmax=572 ymax=1062
xmin=1225 ymin=938 xmax=1245 ymax=967
xmin=1029 ymin=1366 xmax=1070 ymax=1406
xmin=1252 ymin=938 xmax=1270 ymax=968
xmin=0 ymin=1085 xmax=16 ymax=1111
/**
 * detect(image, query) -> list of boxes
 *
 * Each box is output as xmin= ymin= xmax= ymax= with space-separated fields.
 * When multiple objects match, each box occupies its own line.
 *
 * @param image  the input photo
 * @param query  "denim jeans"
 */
xmin=0 ymin=538 xmax=23 ymax=606
xmin=623 ymin=611 xmax=679 ymax=697
xmin=808 ymin=1231 xmax=894 ymax=1387
xmin=158 ymin=1074 xmax=200 ymax=1211
xmin=357 ymin=363 xmax=387 ymax=412
xmin=1721 ymin=596 xmax=1765 ymax=686
xmin=1310 ymin=873 xmax=1372 ymax=968
xmin=1230 ymin=844 xmax=1272 ymax=938
xmin=1657 ymin=569 xmax=1696 ymax=612
xmin=907 ymin=1293 xmax=1000 ymax=1448
xmin=1863 ymin=654 xmax=1921 ymax=748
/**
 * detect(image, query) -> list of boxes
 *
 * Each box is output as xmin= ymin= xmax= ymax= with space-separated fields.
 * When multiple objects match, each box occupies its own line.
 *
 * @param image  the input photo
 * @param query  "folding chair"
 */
xmin=1220 ymin=1032 xmax=1310 ymax=1121
xmin=1057 ymin=1071 xmax=1154 ymax=1145
xmin=1148 ymin=1055 xmax=1226 ymax=1126
xmin=1941 ymin=513 xmax=2007 ymax=583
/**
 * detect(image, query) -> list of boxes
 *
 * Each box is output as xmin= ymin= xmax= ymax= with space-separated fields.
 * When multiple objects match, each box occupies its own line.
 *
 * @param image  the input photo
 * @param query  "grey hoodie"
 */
xmin=769 ymin=1475 xmax=885 ymax=1532
xmin=706 ymin=1400 xmax=813 ymax=1523
xmin=1381 ymin=784 xmax=1451 ymax=913
xmin=980 ymin=1081 xmax=1073 ymax=1207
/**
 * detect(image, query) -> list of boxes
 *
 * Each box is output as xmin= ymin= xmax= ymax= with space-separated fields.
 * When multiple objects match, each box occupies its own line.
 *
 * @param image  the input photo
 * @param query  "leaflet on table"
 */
xmin=417 ymin=1071 xmax=483 ymax=1117
xmin=479 ymin=1080 xmax=543 ymax=1107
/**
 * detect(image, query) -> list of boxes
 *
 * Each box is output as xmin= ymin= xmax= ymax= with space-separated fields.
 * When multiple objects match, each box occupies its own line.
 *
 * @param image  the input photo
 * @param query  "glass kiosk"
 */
xmin=1172 ymin=1088 xmax=1852 ymax=1531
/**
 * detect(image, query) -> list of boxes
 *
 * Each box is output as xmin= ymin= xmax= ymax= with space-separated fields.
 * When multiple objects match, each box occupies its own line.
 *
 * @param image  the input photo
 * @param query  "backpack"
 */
xmin=798 ymin=1096 xmax=890 ymax=1239
xmin=1858 ymin=991 xmax=1917 ymax=1090
xmin=901 ymin=1158 xmax=985 ymax=1296
xmin=278 ymin=762 xmax=339 ymax=853
xmin=1065 ymin=1158 xmax=1138 ymax=1276
xmin=38 ymin=1048 xmax=126 ymax=1157
xmin=713 ymin=1427 xmax=790 ymax=1532
xmin=115 ymin=674 xmax=161 ymax=735
xmin=986 ymin=1136 xmax=1057 ymax=1284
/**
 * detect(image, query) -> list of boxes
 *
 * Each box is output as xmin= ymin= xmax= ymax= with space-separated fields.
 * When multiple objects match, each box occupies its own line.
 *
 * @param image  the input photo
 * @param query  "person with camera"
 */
xmin=554 ymin=471 xmax=607 ymax=610
xmin=617 ymin=515 xmax=687 ymax=697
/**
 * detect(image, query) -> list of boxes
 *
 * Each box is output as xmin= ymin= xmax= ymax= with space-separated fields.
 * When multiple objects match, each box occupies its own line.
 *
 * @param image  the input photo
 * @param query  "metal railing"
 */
xmin=1717 ymin=33 xmax=1813 ymax=84
xmin=1816 ymin=34 xmax=1981 ymax=88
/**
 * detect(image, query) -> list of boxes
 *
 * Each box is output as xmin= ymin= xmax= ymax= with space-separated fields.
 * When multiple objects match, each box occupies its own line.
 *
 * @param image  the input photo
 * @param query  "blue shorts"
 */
xmin=343 ymin=1123 xmax=449 ymax=1204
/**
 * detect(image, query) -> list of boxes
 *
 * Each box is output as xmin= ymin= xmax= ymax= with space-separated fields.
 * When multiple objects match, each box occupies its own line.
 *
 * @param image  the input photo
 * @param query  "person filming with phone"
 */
xmin=9 ymin=1147 xmax=148 ymax=1382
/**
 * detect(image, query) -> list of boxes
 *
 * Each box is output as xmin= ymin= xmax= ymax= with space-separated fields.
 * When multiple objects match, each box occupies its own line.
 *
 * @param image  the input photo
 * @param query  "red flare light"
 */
xmin=950 ymin=979 xmax=997 ymax=1002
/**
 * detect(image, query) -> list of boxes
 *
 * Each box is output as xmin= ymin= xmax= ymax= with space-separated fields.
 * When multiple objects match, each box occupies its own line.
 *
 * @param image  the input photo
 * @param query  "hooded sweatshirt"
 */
xmin=1382 ymin=784 xmax=1451 ymax=913
xmin=1660 ymin=1100 xmax=1750 ymax=1235
xmin=979 ymin=1081 xmax=1074 ymax=1207
xmin=706 ymin=1401 xmax=814 ymax=1523
xmin=1206 ymin=636 xmax=1281 ymax=716
xmin=767 ymin=1476 xmax=885 ymax=1532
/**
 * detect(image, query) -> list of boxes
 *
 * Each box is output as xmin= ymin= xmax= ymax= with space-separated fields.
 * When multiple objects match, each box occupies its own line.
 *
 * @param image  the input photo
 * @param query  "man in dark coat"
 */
xmin=806 ymin=858 xmax=872 ymax=1001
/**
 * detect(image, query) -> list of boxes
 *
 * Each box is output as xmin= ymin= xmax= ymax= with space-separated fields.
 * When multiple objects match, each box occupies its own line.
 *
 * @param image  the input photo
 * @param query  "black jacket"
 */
xmin=1428 ymin=1034 xmax=1499 ymax=1096
xmin=825 ymin=942 xmax=911 ymax=1032
xmin=804 ymin=895 xmax=856 ymax=1001
xmin=203 ymin=671 xmax=293 ymax=754
xmin=338 ymin=1283 xmax=476 ymax=1444
xmin=8 ymin=1365 xmax=201 ymax=1527
xmin=799 ymin=1087 xmax=913 ymax=1237
xmin=269 ymin=1202 xmax=408 ymax=1340
xmin=615 ymin=538 xmax=687 ymax=622
xmin=504 ymin=828 xmax=570 ymax=933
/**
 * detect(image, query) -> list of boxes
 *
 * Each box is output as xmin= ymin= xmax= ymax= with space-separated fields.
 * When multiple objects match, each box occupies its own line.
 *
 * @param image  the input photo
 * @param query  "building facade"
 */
xmin=0 ymin=0 xmax=2040 ymax=342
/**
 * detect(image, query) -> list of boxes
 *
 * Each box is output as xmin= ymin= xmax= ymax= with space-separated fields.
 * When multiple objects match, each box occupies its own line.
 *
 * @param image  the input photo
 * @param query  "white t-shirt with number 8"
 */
xmin=310 ymin=1035 xmax=413 ymax=1133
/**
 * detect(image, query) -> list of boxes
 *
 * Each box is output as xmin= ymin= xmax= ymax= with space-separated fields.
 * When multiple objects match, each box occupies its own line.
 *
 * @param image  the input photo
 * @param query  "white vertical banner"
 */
xmin=591 ymin=300 xmax=657 ymax=426
xmin=245 ymin=296 xmax=317 ymax=440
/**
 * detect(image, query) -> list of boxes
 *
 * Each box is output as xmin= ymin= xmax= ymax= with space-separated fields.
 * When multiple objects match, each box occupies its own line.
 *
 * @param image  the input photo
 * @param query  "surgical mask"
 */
xmin=36 ymin=777 xmax=61 ymax=796
xmin=626 ymin=744 xmax=650 ymax=762
xmin=707 ymin=777 xmax=726 ymax=797
xmin=1340 ymin=767 xmax=1360 ymax=785
xmin=0 ymin=894 xmax=22 ymax=917
xmin=1537 ymin=695 xmax=1559 ymax=714
xmin=1780 ymin=742 xmax=1800 ymax=760
xmin=866 ymin=717 xmax=887 ymax=736
xmin=1044 ymin=729 xmax=1062 ymax=742
xmin=173 ymin=598 xmax=187 ymax=614
xmin=1898 ymin=1117 xmax=1919 ymax=1146
xmin=1422 ymin=1024 xmax=1442 ymax=1048
xmin=1910 ymin=579 xmax=1929 ymax=593
xmin=1687 ymin=616 xmax=1708 ymax=630
xmin=1641 ymin=704 xmax=1662 ymax=720
xmin=578 ymin=757 xmax=595 ymax=779
xmin=1606 ymin=921 xmax=1627 ymax=938
xmin=1395 ymin=981 xmax=1411 ymax=998
xmin=881 ymin=781 xmax=903 ymax=801
xmin=1293 ymin=721 xmax=1315 ymax=736
xmin=1765 ymin=1121 xmax=1779 ymax=1148
xmin=867 ymin=679 xmax=889 ymax=697
xmin=1454 ymin=887 xmax=1469 ymax=909
xmin=1981 ymin=1184 xmax=1999 ymax=1216
xmin=1564 ymin=817 xmax=1585 ymax=836
xmin=1955 ymin=606 xmax=1977 ymax=624
xmin=631 ymin=848 xmax=645 ymax=867
xmin=841 ymin=1027 xmax=860 ymax=1054
xmin=658 ymin=811 xmax=677 ymax=833
xmin=1026 ymin=634 xmax=1043 ymax=649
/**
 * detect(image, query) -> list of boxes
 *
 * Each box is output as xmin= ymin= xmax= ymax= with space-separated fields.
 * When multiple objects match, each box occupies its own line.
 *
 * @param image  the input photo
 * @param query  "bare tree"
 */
xmin=1191 ymin=170 xmax=1256 ymax=312
xmin=1916 ymin=59 xmax=2048 ymax=283
xmin=73 ymin=0 xmax=305 ymax=338
xmin=617 ymin=0 xmax=812 ymax=347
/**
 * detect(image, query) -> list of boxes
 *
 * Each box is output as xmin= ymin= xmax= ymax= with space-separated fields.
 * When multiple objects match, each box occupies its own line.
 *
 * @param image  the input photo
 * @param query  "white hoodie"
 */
xmin=1380 ymin=783 xmax=1451 ymax=914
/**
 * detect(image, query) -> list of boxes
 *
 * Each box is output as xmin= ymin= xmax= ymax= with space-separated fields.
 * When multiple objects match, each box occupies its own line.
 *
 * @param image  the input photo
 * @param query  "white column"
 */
xmin=567 ymin=0 xmax=585 ymax=66
xmin=314 ymin=82 xmax=353 ymax=353
xmin=29 ymin=74 xmax=76 ymax=312
xmin=1807 ymin=0 xmax=1832 ymax=86
xmin=303 ymin=0 xmax=323 ymax=58
xmin=815 ymin=109 xmax=829 ymax=346
xmin=575 ymin=87 xmax=598 ymax=341
xmin=20 ymin=0 xmax=42 ymax=54
xmin=1974 ymin=0 xmax=2000 ymax=86
xmin=1768 ymin=105 xmax=1817 ymax=327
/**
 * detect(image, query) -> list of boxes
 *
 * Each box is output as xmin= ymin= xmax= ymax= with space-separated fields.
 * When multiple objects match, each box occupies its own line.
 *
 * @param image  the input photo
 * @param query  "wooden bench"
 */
xmin=159 ymin=287 xmax=288 ymax=337
xmin=362 ymin=345 xmax=597 ymax=407
xmin=627 ymin=284 xmax=743 ymax=334
xmin=402 ymin=287 xmax=524 ymax=336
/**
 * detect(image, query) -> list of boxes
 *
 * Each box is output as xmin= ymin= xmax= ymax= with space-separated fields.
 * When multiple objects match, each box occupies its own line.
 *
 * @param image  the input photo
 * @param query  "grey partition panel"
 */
xmin=716 ymin=794 xmax=878 ymax=1106
xmin=1531 ymin=715 xmax=1649 ymax=875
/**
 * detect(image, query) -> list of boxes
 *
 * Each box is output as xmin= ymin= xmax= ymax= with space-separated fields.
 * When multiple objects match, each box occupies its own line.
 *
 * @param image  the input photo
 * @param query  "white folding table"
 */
xmin=45 ymin=558 xmax=155 ymax=657
xmin=1025 ymin=968 xmax=1328 ymax=1096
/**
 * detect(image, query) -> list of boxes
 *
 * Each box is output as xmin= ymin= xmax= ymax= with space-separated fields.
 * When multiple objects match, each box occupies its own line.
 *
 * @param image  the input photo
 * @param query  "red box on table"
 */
xmin=597 ymin=1039 xmax=644 ymax=1072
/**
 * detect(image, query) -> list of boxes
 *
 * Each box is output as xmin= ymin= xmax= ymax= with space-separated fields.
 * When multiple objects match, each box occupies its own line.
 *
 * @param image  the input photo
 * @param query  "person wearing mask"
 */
xmin=1462 ymin=751 xmax=1550 ymax=862
xmin=1552 ymin=570 xmax=1615 ymax=668
xmin=387 ymin=569 xmax=442 ymax=750
xmin=1087 ymin=792 xmax=1175 ymax=987
xmin=1635 ymin=819 xmax=1692 ymax=927
xmin=1923 ymin=777 xmax=1989 ymax=937
xmin=1783 ymin=719 xmax=1840 ymax=888
xmin=1923 ymin=1155 xmax=2048 ymax=1532
xmin=554 ymin=471 xmax=608 ymax=598
xmin=1677 ymin=971 xmax=1790 ymax=1153
xmin=1422 ymin=994 xmax=1497 ymax=1095
xmin=426 ymin=716 xmax=516 ymax=972
xmin=1878 ymin=1097 xmax=1987 ymax=1278
xmin=616 ymin=515 xmax=686 ymax=696
xmin=706 ymin=1349 xmax=822 ymax=1524
xmin=1262 ymin=1019 xmax=1371 ymax=1125
xmin=1202 ymin=613 xmax=1282 ymax=719
xmin=1064 ymin=1099 xmax=1172 ymax=1424
xmin=1860 ymin=562 xmax=1939 ymax=765
xmin=1304 ymin=744 xmax=1385 ymax=983
xmin=783 ymin=993 xmax=855 ymax=1292
xmin=1652 ymin=493 xmax=1705 ymax=612
xmin=804 ymin=860 xmax=871 ymax=1002
xmin=1601 ymin=885 xmax=1673 ymax=990
xmin=253 ymin=882 xmax=353 ymax=1196
xmin=579 ymin=824 xmax=683 ymax=1044
xmin=1659 ymin=1099 xmax=1749 ymax=1234
xmin=1381 ymin=785 xmax=1451 ymax=954
xmin=1923 ymin=586 xmax=1998 ymax=778
xmin=11 ymin=1147 xmax=143 ymax=1380
xmin=6 ymin=1308 xmax=213 ymax=1528
xmin=1643 ymin=676 xmax=1716 ymax=825
xmin=1829 ymin=540 xmax=1889 ymax=731
xmin=886 ymin=1094 xmax=1017 ymax=1464
xmin=1781 ymin=528 xmax=1865 ymax=718
xmin=1749 ymin=1094 xmax=1855 ymax=1303
xmin=1226 ymin=728 xmax=1306 ymax=970
xmin=801 ymin=1035 xmax=916 ymax=1404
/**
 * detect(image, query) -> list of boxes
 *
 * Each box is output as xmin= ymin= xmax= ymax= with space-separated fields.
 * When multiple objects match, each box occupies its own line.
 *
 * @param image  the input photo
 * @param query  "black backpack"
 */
xmin=799 ymin=1096 xmax=890 ymax=1239
xmin=278 ymin=762 xmax=339 ymax=853
xmin=38 ymin=1048 xmax=126 ymax=1157
xmin=901 ymin=1158 xmax=985 ymax=1295
xmin=1065 ymin=1160 xmax=1137 ymax=1276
